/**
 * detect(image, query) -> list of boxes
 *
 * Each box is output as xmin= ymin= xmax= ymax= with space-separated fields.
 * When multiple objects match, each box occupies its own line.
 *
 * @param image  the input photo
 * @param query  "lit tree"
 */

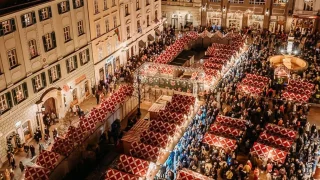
xmin=15 ymin=133 xmax=22 ymax=148
xmin=6 ymin=135 xmax=14 ymax=153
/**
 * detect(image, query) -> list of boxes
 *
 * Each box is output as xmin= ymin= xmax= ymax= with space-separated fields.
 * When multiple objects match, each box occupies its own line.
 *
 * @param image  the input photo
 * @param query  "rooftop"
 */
xmin=0 ymin=0 xmax=51 ymax=16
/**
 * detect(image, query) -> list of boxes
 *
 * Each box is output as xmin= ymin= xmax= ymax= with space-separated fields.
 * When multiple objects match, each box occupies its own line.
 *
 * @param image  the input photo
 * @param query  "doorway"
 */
xmin=43 ymin=97 xmax=56 ymax=115
xmin=171 ymin=17 xmax=178 ymax=29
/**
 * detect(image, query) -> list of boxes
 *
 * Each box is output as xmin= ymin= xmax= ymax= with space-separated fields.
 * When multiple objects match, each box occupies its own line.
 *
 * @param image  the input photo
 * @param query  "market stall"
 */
xmin=258 ymin=131 xmax=293 ymax=151
xmin=264 ymin=123 xmax=297 ymax=140
xmin=129 ymin=141 xmax=161 ymax=162
xmin=25 ymin=166 xmax=51 ymax=180
xmin=209 ymin=124 xmax=244 ymax=139
xmin=215 ymin=115 xmax=247 ymax=130
xmin=117 ymin=154 xmax=151 ymax=177
xmin=105 ymin=168 xmax=140 ymax=180
xmin=36 ymin=150 xmax=63 ymax=170
xmin=176 ymin=168 xmax=213 ymax=180
xmin=250 ymin=142 xmax=288 ymax=164
xmin=202 ymin=133 xmax=237 ymax=151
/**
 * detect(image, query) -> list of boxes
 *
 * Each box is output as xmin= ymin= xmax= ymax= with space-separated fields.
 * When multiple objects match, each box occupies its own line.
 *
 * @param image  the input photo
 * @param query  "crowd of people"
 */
xmin=158 ymin=29 xmax=320 ymax=180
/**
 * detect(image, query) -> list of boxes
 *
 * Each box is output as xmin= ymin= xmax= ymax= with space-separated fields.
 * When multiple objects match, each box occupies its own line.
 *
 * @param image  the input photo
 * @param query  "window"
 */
xmin=12 ymin=83 xmax=28 ymax=104
xmin=112 ymin=0 xmax=116 ymax=6
xmin=58 ymin=1 xmax=70 ymax=14
xmin=32 ymin=72 xmax=47 ymax=92
xmin=98 ymin=47 xmax=103 ymax=60
xmin=63 ymin=26 xmax=71 ymax=42
xmin=7 ymin=49 xmax=18 ymax=69
xmin=105 ymin=19 xmax=109 ymax=32
xmin=42 ymin=32 xmax=56 ymax=52
xmin=73 ymin=0 xmax=84 ymax=9
xmin=0 ymin=19 xmax=16 ymax=36
xmin=146 ymin=0 xmax=150 ymax=5
xmin=147 ymin=15 xmax=150 ymax=26
xmin=94 ymin=0 xmax=99 ymax=14
xmin=79 ymin=49 xmax=90 ymax=65
xmin=48 ymin=64 xmax=61 ymax=83
xmin=77 ymin=20 xmax=84 ymax=36
xmin=72 ymin=89 xmax=77 ymax=101
xmin=137 ymin=20 xmax=141 ymax=33
xmin=113 ymin=16 xmax=117 ymax=28
xmin=39 ymin=7 xmax=52 ymax=21
xmin=249 ymin=0 xmax=265 ymax=4
xmin=66 ymin=55 xmax=78 ymax=73
xmin=136 ymin=0 xmax=140 ymax=10
xmin=107 ymin=43 xmax=111 ymax=55
xmin=96 ymin=23 xmax=101 ymax=37
xmin=21 ymin=12 xmax=36 ymax=27
xmin=125 ymin=4 xmax=129 ymax=16
xmin=28 ymin=39 xmax=38 ymax=59
xmin=0 ymin=93 xmax=12 ymax=112
xmin=127 ymin=26 xmax=130 ymax=39
xmin=104 ymin=0 xmax=108 ymax=10
xmin=304 ymin=0 xmax=313 ymax=11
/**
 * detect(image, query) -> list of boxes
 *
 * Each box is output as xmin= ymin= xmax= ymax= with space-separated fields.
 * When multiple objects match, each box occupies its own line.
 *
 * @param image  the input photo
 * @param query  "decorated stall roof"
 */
xmin=140 ymin=130 xmax=170 ymax=148
xmin=129 ymin=141 xmax=160 ymax=162
xmin=105 ymin=168 xmax=140 ymax=180
xmin=36 ymin=150 xmax=61 ymax=170
xmin=171 ymin=94 xmax=195 ymax=106
xmin=25 ymin=166 xmax=51 ymax=180
xmin=117 ymin=154 xmax=150 ymax=177
xmin=157 ymin=110 xmax=185 ymax=125
xmin=202 ymin=133 xmax=237 ymax=151
xmin=265 ymin=123 xmax=297 ymax=140
xmin=149 ymin=120 xmax=177 ymax=136
xmin=215 ymin=115 xmax=247 ymax=130
xmin=245 ymin=73 xmax=269 ymax=82
xmin=237 ymin=83 xmax=264 ymax=95
xmin=79 ymin=116 xmax=96 ymax=134
xmin=250 ymin=142 xmax=288 ymax=164
xmin=290 ymin=79 xmax=314 ymax=90
xmin=241 ymin=78 xmax=268 ymax=88
xmin=286 ymin=84 xmax=314 ymax=96
xmin=176 ymin=168 xmax=213 ymax=180
xmin=65 ymin=126 xmax=85 ymax=145
xmin=258 ymin=131 xmax=293 ymax=150
xmin=282 ymin=91 xmax=310 ymax=103
xmin=165 ymin=102 xmax=190 ymax=114
xmin=122 ymin=119 xmax=150 ymax=143
xmin=51 ymin=137 xmax=73 ymax=157
xmin=210 ymin=124 xmax=244 ymax=139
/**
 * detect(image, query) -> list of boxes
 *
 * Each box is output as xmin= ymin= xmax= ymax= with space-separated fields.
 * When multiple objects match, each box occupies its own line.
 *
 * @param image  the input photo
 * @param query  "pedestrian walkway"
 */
xmin=0 ymin=95 xmax=98 ymax=180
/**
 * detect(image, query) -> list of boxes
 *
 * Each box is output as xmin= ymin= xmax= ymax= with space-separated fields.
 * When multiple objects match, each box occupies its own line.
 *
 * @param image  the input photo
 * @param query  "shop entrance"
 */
xmin=43 ymin=97 xmax=56 ymax=115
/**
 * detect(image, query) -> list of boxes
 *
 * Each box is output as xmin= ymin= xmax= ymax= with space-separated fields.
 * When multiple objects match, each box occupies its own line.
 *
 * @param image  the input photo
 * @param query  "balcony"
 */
xmin=161 ymin=0 xmax=201 ymax=7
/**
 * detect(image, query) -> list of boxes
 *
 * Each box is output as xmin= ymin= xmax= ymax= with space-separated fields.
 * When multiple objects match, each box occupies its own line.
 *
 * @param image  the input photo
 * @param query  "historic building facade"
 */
xmin=0 ymin=0 xmax=94 ymax=163
xmin=162 ymin=0 xmax=320 ymax=33
xmin=88 ymin=0 xmax=162 ymax=83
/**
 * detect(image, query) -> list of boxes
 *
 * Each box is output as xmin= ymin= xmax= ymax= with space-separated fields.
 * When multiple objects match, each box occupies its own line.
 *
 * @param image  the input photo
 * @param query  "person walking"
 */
xmin=9 ymin=156 xmax=16 ymax=169
xmin=19 ymin=161 xmax=24 ymax=172
xmin=30 ymin=145 xmax=35 ymax=158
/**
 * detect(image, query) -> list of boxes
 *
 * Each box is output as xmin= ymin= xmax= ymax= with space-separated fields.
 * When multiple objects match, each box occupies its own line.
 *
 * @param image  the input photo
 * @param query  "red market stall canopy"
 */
xmin=202 ymin=133 xmax=237 ymax=151
xmin=117 ymin=154 xmax=150 ymax=177
xmin=25 ymin=166 xmax=51 ymax=180
xmin=51 ymin=137 xmax=73 ymax=157
xmin=282 ymin=91 xmax=310 ymax=103
xmin=265 ymin=123 xmax=297 ymax=140
xmin=207 ymin=57 xmax=229 ymax=64
xmin=105 ymin=168 xmax=140 ymax=180
xmin=79 ymin=116 xmax=96 ymax=133
xmin=65 ymin=126 xmax=85 ymax=145
xmin=250 ymin=142 xmax=288 ymax=164
xmin=149 ymin=120 xmax=178 ymax=136
xmin=140 ymin=130 xmax=170 ymax=148
xmin=286 ymin=84 xmax=314 ymax=96
xmin=203 ymin=61 xmax=224 ymax=70
xmin=241 ymin=78 xmax=268 ymax=88
xmin=157 ymin=110 xmax=184 ymax=125
xmin=258 ymin=131 xmax=293 ymax=151
xmin=237 ymin=83 xmax=264 ymax=95
xmin=210 ymin=124 xmax=244 ymax=139
xmin=290 ymin=79 xmax=315 ymax=90
xmin=176 ymin=168 xmax=213 ymax=180
xmin=245 ymin=73 xmax=269 ymax=83
xmin=171 ymin=94 xmax=195 ymax=106
xmin=165 ymin=102 xmax=190 ymax=114
xmin=129 ymin=141 xmax=160 ymax=162
xmin=36 ymin=150 xmax=62 ymax=170
xmin=215 ymin=115 xmax=247 ymax=130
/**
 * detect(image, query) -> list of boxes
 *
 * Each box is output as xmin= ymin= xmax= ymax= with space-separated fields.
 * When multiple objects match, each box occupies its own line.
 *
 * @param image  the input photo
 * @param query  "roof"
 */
xmin=0 ymin=0 xmax=51 ymax=16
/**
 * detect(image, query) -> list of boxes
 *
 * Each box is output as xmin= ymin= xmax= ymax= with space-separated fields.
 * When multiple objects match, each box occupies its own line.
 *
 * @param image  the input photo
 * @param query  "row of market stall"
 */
xmin=105 ymin=94 xmax=196 ymax=180
xmin=282 ymin=79 xmax=315 ymax=103
xmin=24 ymin=85 xmax=134 ymax=180
xmin=237 ymin=73 xmax=270 ymax=95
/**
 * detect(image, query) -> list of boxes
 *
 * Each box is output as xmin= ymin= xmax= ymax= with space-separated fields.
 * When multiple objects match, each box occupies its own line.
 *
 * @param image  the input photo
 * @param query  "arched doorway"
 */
xmin=43 ymin=97 xmax=56 ymax=115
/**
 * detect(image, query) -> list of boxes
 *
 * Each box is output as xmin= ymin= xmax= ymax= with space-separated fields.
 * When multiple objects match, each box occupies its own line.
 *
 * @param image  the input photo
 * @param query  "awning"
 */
xmin=139 ymin=40 xmax=146 ymax=48
xmin=155 ymin=29 xmax=161 ymax=36
xmin=148 ymin=34 xmax=155 ymax=41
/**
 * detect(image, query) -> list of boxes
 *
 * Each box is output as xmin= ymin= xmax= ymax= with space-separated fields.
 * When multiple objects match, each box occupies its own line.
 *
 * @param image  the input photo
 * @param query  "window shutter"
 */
xmin=74 ymin=55 xmax=78 ymax=68
xmin=38 ymin=9 xmax=43 ymax=21
xmin=80 ymin=53 xmax=83 ymax=66
xmin=57 ymin=3 xmax=62 ymax=14
xmin=66 ymin=60 xmax=70 ymax=73
xmin=32 ymin=77 xmax=37 ymax=93
xmin=48 ymin=7 xmax=52 ymax=18
xmin=41 ymin=72 xmax=47 ymax=87
xmin=80 ymin=0 xmax=84 ymax=6
xmin=0 ymin=24 xmax=3 ymax=36
xmin=22 ymin=82 xmax=28 ymax=99
xmin=51 ymin=32 xmax=56 ymax=48
xmin=86 ymin=49 xmax=90 ymax=62
xmin=12 ymin=88 xmax=17 ymax=105
xmin=48 ymin=69 xmax=52 ymax=83
xmin=21 ymin=15 xmax=26 ymax=28
xmin=67 ymin=1 xmax=70 ymax=11
xmin=42 ymin=36 xmax=47 ymax=52
xmin=57 ymin=64 xmax=61 ymax=78
xmin=32 ymin=12 xmax=36 ymax=23
xmin=5 ymin=92 xmax=13 ymax=109
xmin=11 ymin=19 xmax=16 ymax=31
